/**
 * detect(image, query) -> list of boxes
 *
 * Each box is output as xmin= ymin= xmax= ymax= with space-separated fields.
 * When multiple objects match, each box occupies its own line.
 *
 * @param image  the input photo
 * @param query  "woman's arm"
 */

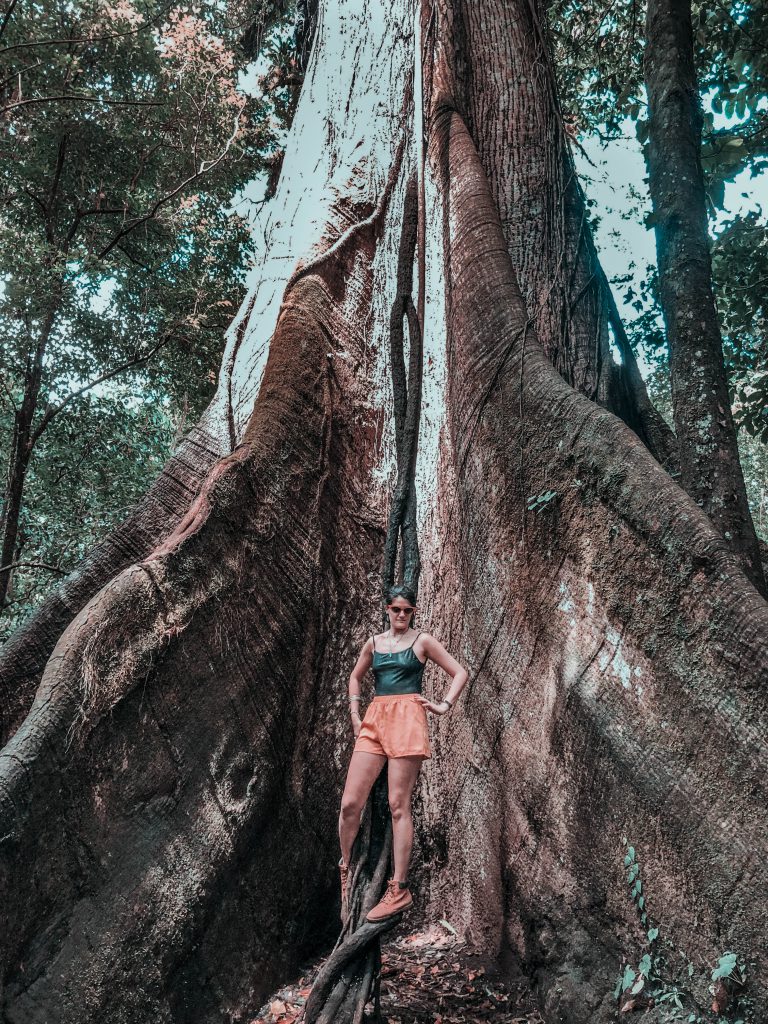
xmin=347 ymin=636 xmax=375 ymax=735
xmin=416 ymin=634 xmax=469 ymax=715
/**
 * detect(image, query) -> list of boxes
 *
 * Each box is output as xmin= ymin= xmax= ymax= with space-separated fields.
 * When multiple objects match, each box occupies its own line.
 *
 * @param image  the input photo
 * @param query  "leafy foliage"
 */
xmin=0 ymin=0 xmax=296 ymax=634
xmin=548 ymin=0 xmax=768 ymax=541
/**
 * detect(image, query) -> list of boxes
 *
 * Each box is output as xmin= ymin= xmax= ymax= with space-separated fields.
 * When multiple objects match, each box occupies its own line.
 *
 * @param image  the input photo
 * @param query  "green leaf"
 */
xmin=621 ymin=965 xmax=636 ymax=992
xmin=712 ymin=952 xmax=738 ymax=981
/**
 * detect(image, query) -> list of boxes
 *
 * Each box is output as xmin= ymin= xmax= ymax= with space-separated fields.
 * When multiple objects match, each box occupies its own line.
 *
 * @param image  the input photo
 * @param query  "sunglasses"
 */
xmin=388 ymin=605 xmax=415 ymax=615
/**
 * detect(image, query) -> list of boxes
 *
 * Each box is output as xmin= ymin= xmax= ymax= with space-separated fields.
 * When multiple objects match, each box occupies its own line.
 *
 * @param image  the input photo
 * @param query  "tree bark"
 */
xmin=415 ymin=3 xmax=768 ymax=1020
xmin=644 ymin=0 xmax=765 ymax=590
xmin=0 ymin=415 xmax=227 ymax=746
xmin=0 ymin=4 xmax=412 ymax=1019
xmin=0 ymin=286 xmax=62 ymax=611
xmin=1 ymin=3 xmax=766 ymax=1024
xmin=441 ymin=0 xmax=675 ymax=470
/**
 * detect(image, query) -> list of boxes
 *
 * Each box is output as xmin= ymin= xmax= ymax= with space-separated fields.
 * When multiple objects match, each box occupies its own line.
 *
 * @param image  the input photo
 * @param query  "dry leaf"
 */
xmin=711 ymin=978 xmax=729 ymax=1013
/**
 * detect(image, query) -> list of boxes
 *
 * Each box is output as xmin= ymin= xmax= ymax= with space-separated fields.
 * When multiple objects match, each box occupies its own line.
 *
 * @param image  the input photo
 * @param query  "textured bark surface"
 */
xmin=0 ymin=417 xmax=227 ymax=747
xmin=443 ymin=0 xmax=673 ymax=470
xmin=0 ymin=245 xmax=385 ymax=1024
xmin=416 ymin=3 xmax=768 ymax=1019
xmin=644 ymin=0 xmax=765 ymax=591
xmin=1 ymin=2 xmax=767 ymax=1023
xmin=0 ymin=4 xmax=411 ymax=1019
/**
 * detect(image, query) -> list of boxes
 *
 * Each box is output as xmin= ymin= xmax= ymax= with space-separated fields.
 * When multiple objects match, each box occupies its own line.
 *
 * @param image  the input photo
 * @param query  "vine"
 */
xmin=615 ymin=839 xmax=754 ymax=1022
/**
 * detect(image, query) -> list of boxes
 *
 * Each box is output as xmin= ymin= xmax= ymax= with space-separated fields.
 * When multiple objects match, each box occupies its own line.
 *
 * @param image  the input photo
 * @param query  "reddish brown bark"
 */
xmin=0 ymin=419 xmax=226 ymax=746
xmin=0 ymin=187 xmax=390 ymax=1019
xmin=415 ymin=5 xmax=768 ymax=1020
xmin=440 ymin=0 xmax=675 ymax=470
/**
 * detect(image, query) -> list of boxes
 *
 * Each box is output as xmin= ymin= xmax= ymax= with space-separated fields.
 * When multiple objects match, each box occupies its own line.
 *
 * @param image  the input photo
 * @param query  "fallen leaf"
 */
xmin=711 ymin=978 xmax=729 ymax=1013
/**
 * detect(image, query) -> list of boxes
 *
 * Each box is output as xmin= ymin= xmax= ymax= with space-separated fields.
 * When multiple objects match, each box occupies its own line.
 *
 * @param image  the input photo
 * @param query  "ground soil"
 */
xmin=249 ymin=920 xmax=544 ymax=1024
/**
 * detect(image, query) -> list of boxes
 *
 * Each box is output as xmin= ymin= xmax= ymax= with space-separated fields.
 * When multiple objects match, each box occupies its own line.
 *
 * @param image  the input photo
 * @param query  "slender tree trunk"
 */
xmin=1 ymin=3 xmax=766 ymax=1024
xmin=0 ymin=289 xmax=61 ymax=610
xmin=644 ymin=0 xmax=765 ymax=591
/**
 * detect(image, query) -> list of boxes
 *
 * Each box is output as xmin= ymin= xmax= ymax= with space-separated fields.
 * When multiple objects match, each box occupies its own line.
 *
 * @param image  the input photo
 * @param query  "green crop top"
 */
xmin=372 ymin=631 xmax=426 ymax=695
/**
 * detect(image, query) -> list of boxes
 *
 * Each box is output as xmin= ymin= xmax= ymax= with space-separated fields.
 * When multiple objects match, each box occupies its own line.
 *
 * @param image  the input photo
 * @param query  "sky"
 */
xmin=577 ymin=110 xmax=768 ymax=373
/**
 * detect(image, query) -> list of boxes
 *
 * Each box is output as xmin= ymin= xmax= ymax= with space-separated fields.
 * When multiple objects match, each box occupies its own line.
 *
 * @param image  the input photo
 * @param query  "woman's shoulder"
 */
xmin=413 ymin=629 xmax=435 ymax=650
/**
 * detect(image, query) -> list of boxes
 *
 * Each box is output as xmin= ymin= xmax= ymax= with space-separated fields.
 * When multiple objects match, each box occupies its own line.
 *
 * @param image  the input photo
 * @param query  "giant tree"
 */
xmin=1 ymin=1 xmax=766 ymax=1023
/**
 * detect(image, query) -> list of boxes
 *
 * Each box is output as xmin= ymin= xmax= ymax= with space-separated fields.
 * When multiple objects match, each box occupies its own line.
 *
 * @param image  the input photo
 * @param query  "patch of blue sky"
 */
xmin=577 ymin=92 xmax=768 ymax=374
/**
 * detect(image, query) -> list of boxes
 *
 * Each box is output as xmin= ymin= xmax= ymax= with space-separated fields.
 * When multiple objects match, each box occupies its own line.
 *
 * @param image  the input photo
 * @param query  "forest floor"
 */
xmin=250 ymin=920 xmax=544 ymax=1024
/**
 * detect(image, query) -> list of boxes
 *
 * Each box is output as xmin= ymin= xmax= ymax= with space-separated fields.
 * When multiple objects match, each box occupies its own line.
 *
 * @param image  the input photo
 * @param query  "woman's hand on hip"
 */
xmin=351 ymin=713 xmax=361 ymax=738
xmin=414 ymin=695 xmax=450 ymax=716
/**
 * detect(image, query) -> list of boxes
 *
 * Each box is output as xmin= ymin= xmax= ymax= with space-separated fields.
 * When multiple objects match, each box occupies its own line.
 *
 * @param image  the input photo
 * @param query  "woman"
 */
xmin=338 ymin=584 xmax=468 ymax=923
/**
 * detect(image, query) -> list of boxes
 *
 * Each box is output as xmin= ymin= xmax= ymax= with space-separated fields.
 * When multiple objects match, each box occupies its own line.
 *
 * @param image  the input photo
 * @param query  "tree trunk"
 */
xmin=0 ymin=412 xmax=227 ymax=747
xmin=0 ymin=289 xmax=61 ymax=611
xmin=416 ymin=3 xmax=768 ymax=1020
xmin=644 ymin=0 xmax=765 ymax=590
xmin=445 ymin=0 xmax=676 ymax=469
xmin=1 ymin=2 xmax=766 ymax=1024
xmin=0 ymin=5 xmax=411 ymax=1019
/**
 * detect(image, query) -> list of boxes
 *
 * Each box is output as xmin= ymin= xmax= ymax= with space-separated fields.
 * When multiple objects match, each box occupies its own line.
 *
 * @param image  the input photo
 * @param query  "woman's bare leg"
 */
xmin=386 ymin=755 xmax=423 ymax=884
xmin=338 ymin=750 xmax=387 ymax=865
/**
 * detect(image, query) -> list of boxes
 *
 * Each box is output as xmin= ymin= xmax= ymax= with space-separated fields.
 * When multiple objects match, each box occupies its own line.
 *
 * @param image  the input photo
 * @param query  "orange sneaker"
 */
xmin=339 ymin=858 xmax=349 ymax=922
xmin=366 ymin=878 xmax=413 ymax=922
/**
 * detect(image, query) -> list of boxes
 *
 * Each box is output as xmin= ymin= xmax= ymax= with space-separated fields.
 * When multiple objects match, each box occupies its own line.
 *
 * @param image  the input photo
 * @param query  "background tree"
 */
xmin=644 ymin=0 xmax=763 ymax=587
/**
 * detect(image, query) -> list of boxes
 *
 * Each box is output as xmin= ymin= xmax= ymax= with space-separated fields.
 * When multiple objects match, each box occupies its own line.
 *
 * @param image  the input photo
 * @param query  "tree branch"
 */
xmin=98 ymin=103 xmax=246 ymax=259
xmin=0 ymin=4 xmax=175 ymax=54
xmin=30 ymin=334 xmax=175 ymax=446
xmin=0 ymin=0 xmax=19 ymax=43
xmin=0 ymin=560 xmax=67 ymax=576
xmin=2 ymin=94 xmax=164 ymax=115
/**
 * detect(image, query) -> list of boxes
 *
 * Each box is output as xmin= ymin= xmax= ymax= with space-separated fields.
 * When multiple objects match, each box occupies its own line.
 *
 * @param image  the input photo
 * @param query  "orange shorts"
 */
xmin=353 ymin=693 xmax=431 ymax=759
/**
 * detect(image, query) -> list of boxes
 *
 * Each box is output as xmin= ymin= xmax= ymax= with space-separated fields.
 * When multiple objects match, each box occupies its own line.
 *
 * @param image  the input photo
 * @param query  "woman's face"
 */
xmin=387 ymin=600 xmax=415 ymax=628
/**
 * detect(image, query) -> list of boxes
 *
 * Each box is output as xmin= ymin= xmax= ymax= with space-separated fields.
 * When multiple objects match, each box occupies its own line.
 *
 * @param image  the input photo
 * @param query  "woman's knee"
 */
xmin=340 ymin=793 xmax=363 ymax=820
xmin=388 ymin=793 xmax=411 ymax=821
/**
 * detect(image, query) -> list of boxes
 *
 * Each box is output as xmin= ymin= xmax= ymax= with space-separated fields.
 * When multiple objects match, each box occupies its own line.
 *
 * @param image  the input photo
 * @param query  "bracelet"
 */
xmin=348 ymin=695 xmax=361 ymax=702
xmin=441 ymin=698 xmax=453 ymax=710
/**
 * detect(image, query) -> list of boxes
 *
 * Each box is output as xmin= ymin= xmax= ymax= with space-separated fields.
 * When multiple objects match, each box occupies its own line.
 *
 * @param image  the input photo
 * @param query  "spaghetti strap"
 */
xmin=403 ymin=629 xmax=422 ymax=651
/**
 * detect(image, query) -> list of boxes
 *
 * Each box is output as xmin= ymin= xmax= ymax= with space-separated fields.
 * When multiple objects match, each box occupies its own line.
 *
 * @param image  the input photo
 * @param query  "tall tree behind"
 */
xmin=644 ymin=0 xmax=765 ymax=589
